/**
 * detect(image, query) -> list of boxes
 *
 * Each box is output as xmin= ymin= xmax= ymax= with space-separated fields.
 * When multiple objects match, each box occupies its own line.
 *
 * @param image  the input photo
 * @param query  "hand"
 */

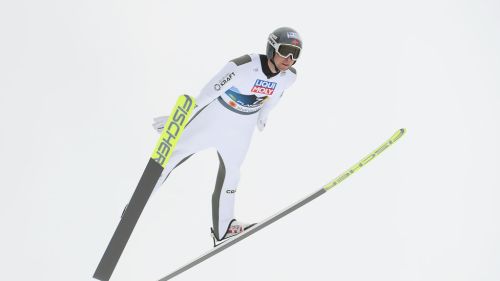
xmin=257 ymin=117 xmax=266 ymax=132
xmin=152 ymin=115 xmax=169 ymax=134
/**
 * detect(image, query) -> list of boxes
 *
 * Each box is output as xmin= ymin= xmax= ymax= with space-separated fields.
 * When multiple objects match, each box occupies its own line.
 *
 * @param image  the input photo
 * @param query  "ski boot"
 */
xmin=210 ymin=219 xmax=256 ymax=247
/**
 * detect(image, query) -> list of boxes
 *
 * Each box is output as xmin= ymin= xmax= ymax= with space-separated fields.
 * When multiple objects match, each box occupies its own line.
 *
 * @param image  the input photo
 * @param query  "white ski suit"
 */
xmin=154 ymin=53 xmax=297 ymax=239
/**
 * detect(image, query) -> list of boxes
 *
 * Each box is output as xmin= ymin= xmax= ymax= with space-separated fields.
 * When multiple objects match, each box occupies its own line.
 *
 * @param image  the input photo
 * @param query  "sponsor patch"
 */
xmin=251 ymin=79 xmax=277 ymax=95
xmin=214 ymin=72 xmax=236 ymax=91
xmin=287 ymin=32 xmax=299 ymax=39
xmin=220 ymin=86 xmax=267 ymax=114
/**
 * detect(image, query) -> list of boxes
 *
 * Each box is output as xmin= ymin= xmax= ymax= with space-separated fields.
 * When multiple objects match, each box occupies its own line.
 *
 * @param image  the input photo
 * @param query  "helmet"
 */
xmin=266 ymin=27 xmax=303 ymax=61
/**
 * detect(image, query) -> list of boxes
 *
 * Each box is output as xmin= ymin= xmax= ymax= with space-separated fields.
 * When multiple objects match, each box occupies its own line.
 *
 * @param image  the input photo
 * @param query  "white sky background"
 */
xmin=0 ymin=0 xmax=499 ymax=280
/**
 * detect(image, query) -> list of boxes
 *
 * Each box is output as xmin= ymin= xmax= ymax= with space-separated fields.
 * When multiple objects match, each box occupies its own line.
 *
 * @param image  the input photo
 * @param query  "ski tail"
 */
xmin=158 ymin=128 xmax=406 ymax=281
xmin=93 ymin=95 xmax=195 ymax=281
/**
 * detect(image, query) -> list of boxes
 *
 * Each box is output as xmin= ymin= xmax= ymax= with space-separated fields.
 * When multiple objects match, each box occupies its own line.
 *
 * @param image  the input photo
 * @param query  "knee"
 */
xmin=223 ymin=167 xmax=240 ymax=183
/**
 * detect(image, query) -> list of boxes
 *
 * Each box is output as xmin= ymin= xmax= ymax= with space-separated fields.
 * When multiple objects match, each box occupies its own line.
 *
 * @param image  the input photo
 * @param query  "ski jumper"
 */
xmin=153 ymin=53 xmax=297 ymax=239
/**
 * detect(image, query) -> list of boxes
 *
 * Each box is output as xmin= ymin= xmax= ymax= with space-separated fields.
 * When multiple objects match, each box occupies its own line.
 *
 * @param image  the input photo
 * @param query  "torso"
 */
xmin=217 ymin=54 xmax=296 ymax=115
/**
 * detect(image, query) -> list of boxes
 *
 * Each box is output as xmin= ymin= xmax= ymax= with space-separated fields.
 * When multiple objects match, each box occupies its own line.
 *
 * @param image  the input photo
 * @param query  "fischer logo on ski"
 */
xmin=93 ymin=95 xmax=195 ymax=281
xmin=153 ymin=97 xmax=194 ymax=167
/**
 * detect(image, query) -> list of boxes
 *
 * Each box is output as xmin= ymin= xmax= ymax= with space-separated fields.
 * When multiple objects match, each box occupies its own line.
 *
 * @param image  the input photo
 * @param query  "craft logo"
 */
xmin=287 ymin=32 xmax=299 ymax=39
xmin=251 ymin=79 xmax=276 ymax=95
xmin=214 ymin=72 xmax=236 ymax=91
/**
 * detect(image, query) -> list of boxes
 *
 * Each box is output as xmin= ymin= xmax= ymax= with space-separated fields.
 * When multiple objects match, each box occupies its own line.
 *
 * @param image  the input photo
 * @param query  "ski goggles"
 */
xmin=275 ymin=44 xmax=301 ymax=60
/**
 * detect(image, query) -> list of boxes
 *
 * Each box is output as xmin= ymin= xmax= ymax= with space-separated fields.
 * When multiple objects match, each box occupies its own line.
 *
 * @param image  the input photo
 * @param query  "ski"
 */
xmin=158 ymin=128 xmax=406 ymax=281
xmin=93 ymin=95 xmax=196 ymax=281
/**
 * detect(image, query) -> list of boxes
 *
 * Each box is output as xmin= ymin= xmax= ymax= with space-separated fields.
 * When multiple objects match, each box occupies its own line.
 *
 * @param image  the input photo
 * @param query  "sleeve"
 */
xmin=257 ymin=91 xmax=284 ymax=122
xmin=257 ymin=73 xmax=296 ymax=128
xmin=193 ymin=61 xmax=238 ymax=112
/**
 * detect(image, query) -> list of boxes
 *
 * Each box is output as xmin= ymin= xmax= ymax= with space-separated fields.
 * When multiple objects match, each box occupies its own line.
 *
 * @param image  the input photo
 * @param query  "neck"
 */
xmin=267 ymin=59 xmax=279 ymax=73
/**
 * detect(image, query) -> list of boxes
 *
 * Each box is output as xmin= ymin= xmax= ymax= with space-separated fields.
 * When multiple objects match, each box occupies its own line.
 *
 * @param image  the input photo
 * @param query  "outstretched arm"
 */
xmin=152 ymin=61 xmax=237 ymax=133
xmin=194 ymin=61 xmax=237 ymax=113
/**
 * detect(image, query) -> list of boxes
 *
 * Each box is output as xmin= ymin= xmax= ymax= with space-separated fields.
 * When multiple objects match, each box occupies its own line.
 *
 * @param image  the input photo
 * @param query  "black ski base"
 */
xmin=93 ymin=158 xmax=163 ymax=281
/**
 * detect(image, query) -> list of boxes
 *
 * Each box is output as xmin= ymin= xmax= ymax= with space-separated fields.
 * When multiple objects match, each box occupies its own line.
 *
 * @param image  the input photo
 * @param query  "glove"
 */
xmin=152 ymin=115 xmax=169 ymax=134
xmin=256 ymin=116 xmax=267 ymax=132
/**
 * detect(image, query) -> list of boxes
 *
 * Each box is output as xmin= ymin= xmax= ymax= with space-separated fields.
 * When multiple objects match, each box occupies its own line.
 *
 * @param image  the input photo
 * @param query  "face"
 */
xmin=273 ymin=53 xmax=295 ymax=71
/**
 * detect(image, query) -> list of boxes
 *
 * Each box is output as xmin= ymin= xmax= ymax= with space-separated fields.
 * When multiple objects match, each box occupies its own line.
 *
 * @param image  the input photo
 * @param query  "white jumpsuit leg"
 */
xmin=211 ymin=127 xmax=254 ymax=240
xmin=152 ymin=100 xmax=257 ymax=240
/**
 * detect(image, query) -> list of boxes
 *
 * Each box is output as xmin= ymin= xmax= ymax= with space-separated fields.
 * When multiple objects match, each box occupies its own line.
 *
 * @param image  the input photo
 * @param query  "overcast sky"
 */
xmin=1 ymin=0 xmax=499 ymax=280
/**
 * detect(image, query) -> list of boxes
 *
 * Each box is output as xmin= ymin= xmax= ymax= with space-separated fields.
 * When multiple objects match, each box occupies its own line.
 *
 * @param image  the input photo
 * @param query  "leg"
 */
xmin=211 ymin=133 xmax=253 ymax=240
xmin=211 ymin=152 xmax=241 ymax=240
xmin=151 ymin=109 xmax=214 ymax=193
xmin=151 ymin=142 xmax=198 ymax=193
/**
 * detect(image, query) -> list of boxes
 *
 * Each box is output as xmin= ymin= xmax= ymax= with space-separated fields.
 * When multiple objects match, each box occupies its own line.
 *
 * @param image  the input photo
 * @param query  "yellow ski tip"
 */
xmin=323 ymin=128 xmax=406 ymax=191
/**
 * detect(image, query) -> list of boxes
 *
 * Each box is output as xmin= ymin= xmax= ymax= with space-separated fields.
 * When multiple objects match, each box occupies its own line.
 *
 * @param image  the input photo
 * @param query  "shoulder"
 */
xmin=269 ymin=67 xmax=296 ymax=94
xmin=280 ymin=67 xmax=297 ymax=85
xmin=229 ymin=53 xmax=261 ymax=67
xmin=230 ymin=54 xmax=252 ymax=66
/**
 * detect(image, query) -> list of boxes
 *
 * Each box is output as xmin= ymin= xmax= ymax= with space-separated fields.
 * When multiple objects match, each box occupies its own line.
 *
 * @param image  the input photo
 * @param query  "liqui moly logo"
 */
xmin=251 ymin=79 xmax=277 ymax=95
